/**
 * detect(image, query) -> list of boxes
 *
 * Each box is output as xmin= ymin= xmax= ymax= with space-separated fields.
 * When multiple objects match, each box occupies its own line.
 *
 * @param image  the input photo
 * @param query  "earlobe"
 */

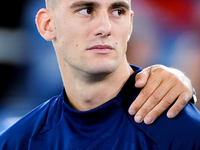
xmin=35 ymin=8 xmax=55 ymax=41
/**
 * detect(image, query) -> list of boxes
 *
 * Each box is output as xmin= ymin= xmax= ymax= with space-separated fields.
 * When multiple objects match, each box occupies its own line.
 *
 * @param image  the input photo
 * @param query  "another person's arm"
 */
xmin=129 ymin=64 xmax=196 ymax=124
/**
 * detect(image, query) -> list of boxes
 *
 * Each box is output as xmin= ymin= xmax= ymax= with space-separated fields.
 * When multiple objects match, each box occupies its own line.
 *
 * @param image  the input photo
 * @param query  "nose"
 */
xmin=94 ymin=11 xmax=112 ymax=38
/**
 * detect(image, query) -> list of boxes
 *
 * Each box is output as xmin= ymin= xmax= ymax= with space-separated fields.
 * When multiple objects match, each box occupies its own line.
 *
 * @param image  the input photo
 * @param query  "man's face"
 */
xmin=51 ymin=0 xmax=133 ymax=76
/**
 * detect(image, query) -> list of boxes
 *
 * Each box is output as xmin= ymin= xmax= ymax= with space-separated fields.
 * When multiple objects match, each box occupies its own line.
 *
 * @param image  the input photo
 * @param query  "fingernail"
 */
xmin=129 ymin=109 xmax=136 ymax=115
xmin=167 ymin=112 xmax=175 ymax=118
xmin=135 ymin=78 xmax=146 ymax=88
xmin=135 ymin=115 xmax=143 ymax=123
xmin=145 ymin=116 xmax=154 ymax=124
xmin=136 ymin=79 xmax=143 ymax=83
xmin=135 ymin=79 xmax=143 ymax=85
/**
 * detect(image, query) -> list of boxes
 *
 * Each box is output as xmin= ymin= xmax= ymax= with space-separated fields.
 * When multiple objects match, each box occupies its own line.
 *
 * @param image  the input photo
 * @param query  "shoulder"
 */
xmin=0 ymin=95 xmax=62 ymax=150
xmin=135 ymin=103 xmax=200 ymax=150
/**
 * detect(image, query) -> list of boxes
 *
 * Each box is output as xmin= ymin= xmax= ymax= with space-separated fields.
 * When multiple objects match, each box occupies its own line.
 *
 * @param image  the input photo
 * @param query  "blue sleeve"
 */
xmin=0 ymin=100 xmax=51 ymax=150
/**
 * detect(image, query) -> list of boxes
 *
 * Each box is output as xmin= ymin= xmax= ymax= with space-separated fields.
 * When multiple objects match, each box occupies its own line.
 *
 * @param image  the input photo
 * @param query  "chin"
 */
xmin=87 ymin=63 xmax=119 ymax=75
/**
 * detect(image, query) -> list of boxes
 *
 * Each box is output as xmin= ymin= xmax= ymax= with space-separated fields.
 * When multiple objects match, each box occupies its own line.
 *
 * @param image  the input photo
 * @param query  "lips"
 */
xmin=88 ymin=45 xmax=114 ymax=50
xmin=87 ymin=45 xmax=114 ymax=53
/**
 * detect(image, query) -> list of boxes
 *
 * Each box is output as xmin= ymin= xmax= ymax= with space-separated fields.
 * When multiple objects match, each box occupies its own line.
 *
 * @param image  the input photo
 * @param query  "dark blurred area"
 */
xmin=0 ymin=0 xmax=200 ymax=131
xmin=0 ymin=0 xmax=25 ymax=28
xmin=0 ymin=0 xmax=26 ymax=99
xmin=0 ymin=0 xmax=62 ymax=131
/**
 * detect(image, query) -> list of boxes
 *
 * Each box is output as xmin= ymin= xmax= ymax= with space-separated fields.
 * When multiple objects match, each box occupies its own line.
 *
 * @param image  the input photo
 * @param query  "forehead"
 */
xmin=60 ymin=0 xmax=131 ymax=7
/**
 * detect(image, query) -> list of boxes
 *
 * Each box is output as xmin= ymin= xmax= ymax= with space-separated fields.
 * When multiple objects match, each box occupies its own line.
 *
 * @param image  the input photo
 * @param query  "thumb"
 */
xmin=135 ymin=67 xmax=151 ymax=88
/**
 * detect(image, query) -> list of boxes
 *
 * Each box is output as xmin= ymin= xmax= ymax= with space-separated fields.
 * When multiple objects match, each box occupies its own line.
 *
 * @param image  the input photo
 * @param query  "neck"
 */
xmin=61 ymin=58 xmax=133 ymax=111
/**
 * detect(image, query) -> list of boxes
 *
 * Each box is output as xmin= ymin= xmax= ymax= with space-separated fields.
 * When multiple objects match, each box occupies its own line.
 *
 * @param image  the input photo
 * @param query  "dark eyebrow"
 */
xmin=70 ymin=1 xmax=100 ymax=9
xmin=110 ymin=1 xmax=130 ymax=10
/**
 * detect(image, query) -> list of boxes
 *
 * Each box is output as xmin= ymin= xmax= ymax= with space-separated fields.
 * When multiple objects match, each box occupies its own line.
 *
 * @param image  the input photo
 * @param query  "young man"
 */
xmin=0 ymin=0 xmax=199 ymax=149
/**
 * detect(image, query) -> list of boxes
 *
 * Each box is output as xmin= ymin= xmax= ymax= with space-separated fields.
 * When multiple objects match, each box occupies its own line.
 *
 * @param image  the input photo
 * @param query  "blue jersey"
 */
xmin=1 ymin=65 xmax=200 ymax=150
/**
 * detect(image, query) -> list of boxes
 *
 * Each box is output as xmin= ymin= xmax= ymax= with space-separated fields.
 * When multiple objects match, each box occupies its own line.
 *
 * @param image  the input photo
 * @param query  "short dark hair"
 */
xmin=45 ymin=0 xmax=57 ymax=9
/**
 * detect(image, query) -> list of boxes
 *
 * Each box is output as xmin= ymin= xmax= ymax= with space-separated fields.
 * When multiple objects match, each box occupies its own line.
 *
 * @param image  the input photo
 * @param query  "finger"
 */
xmin=167 ymin=91 xmax=192 ymax=118
xmin=135 ymin=67 xmax=151 ymax=88
xmin=133 ymin=68 xmax=183 ymax=123
xmin=129 ymin=85 xmax=159 ymax=116
xmin=129 ymin=68 xmax=163 ymax=115
xmin=142 ymin=86 xmax=181 ymax=124
xmin=134 ymin=81 xmax=173 ymax=123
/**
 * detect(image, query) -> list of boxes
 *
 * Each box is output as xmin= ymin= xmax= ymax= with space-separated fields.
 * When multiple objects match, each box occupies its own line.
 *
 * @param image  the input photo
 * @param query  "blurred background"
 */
xmin=0 ymin=0 xmax=199 ymax=132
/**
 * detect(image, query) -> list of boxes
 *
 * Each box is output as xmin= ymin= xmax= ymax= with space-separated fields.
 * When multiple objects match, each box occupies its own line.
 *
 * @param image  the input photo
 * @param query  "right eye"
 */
xmin=79 ymin=8 xmax=93 ymax=16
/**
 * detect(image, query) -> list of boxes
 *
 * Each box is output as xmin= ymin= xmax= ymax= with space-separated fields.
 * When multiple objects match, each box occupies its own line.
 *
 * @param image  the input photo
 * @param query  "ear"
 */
xmin=128 ymin=11 xmax=134 ymax=41
xmin=35 ymin=8 xmax=56 ymax=41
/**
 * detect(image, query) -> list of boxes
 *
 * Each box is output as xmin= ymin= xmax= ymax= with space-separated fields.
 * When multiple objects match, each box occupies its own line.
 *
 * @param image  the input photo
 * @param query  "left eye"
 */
xmin=112 ymin=9 xmax=125 ymax=17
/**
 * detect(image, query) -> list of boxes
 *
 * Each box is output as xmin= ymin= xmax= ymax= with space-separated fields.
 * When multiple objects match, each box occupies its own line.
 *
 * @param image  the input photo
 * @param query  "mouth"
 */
xmin=87 ymin=45 xmax=114 ymax=53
